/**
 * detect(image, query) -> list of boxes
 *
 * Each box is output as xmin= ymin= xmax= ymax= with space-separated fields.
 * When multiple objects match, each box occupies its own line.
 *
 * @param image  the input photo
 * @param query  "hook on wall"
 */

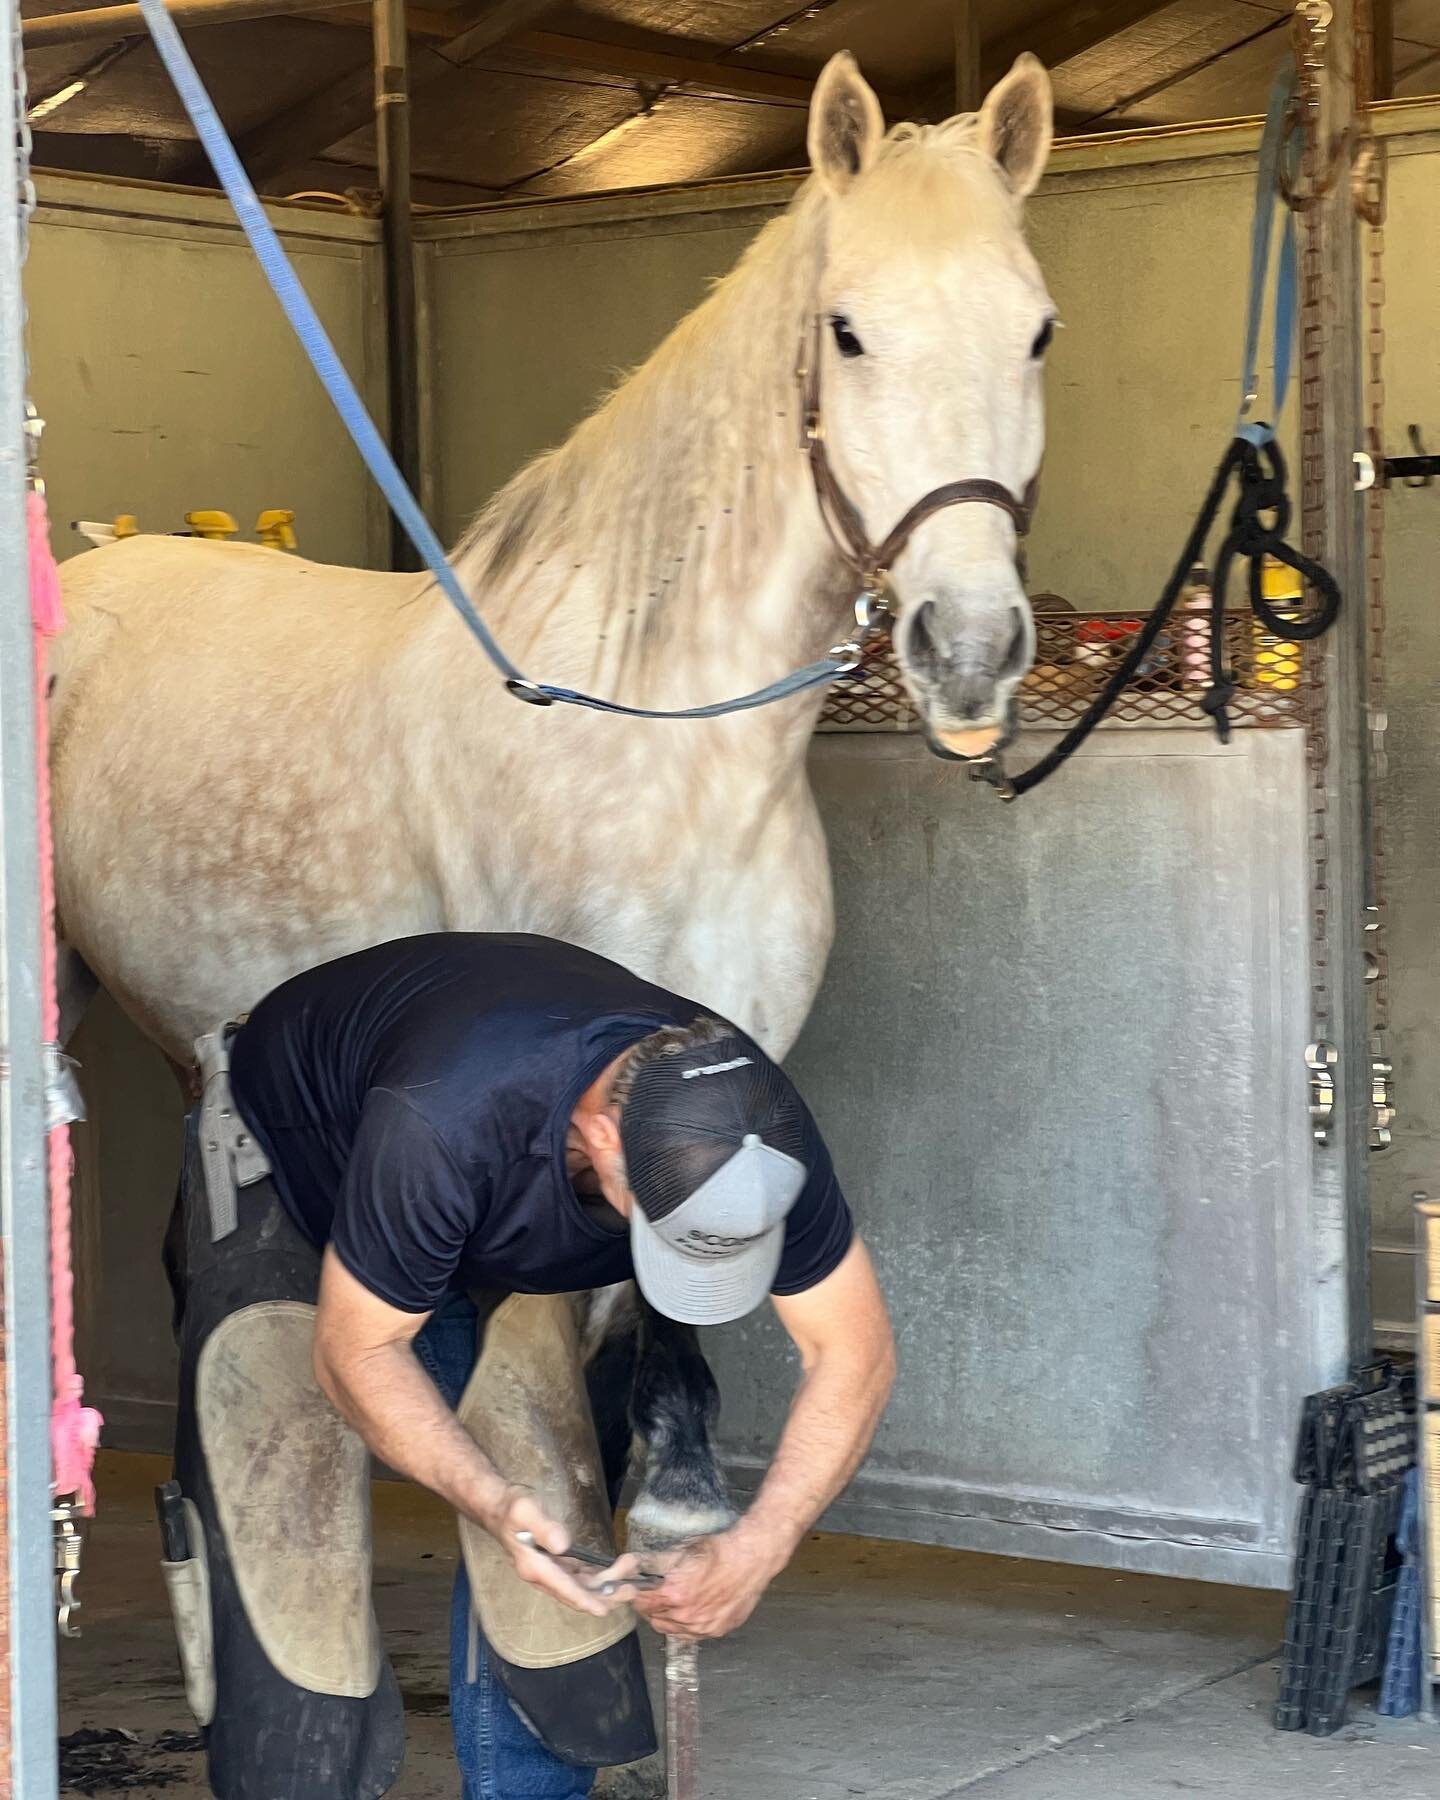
xmin=1382 ymin=424 xmax=1440 ymax=489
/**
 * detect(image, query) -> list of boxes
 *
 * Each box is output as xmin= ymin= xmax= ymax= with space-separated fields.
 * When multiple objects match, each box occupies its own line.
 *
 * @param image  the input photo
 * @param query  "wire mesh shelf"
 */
xmin=817 ymin=609 xmax=1313 ymax=734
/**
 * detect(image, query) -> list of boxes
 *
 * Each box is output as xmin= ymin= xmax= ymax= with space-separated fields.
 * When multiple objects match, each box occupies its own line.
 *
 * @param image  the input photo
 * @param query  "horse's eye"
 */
xmin=830 ymin=315 xmax=865 ymax=359
xmin=1031 ymin=318 xmax=1055 ymax=359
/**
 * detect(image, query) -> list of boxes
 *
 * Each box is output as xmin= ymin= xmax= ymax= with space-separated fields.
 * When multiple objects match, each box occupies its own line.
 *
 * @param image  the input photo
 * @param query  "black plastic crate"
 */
xmin=1274 ymin=1362 xmax=1414 ymax=1736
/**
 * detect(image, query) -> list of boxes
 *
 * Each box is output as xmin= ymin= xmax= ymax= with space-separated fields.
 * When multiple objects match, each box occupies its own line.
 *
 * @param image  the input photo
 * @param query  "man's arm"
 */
xmin=629 ymin=1235 xmax=895 ymax=1639
xmin=313 ymin=1248 xmax=622 ymax=1618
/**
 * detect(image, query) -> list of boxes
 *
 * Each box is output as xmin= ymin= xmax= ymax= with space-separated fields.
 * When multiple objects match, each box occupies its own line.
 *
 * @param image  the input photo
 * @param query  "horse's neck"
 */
xmin=440 ymin=201 xmax=845 ymax=719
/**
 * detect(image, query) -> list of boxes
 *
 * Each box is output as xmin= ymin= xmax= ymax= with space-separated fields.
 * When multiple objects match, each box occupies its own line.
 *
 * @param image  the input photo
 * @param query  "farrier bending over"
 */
xmin=165 ymin=930 xmax=894 ymax=1800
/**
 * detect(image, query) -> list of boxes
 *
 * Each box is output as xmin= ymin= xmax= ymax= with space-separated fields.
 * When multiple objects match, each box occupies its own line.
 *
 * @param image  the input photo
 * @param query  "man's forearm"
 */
xmin=735 ymin=1345 xmax=895 ymax=1569
xmin=317 ymin=1336 xmax=508 ymax=1529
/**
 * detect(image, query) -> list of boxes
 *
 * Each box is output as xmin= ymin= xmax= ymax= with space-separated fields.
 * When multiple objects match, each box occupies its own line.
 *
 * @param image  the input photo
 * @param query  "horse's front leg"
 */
xmin=626 ymin=1298 xmax=737 ymax=1552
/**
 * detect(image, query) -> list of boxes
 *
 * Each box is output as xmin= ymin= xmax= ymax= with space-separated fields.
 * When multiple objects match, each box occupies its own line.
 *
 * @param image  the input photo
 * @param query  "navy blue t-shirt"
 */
xmin=230 ymin=933 xmax=853 ymax=1314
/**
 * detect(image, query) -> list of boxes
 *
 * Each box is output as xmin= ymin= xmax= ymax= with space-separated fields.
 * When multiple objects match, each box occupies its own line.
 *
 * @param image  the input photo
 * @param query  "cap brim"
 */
xmin=629 ymin=1204 xmax=785 ymax=1326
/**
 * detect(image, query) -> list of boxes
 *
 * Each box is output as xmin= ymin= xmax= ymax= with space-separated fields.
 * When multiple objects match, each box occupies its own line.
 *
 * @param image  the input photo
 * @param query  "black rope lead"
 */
xmin=985 ymin=435 xmax=1343 ymax=801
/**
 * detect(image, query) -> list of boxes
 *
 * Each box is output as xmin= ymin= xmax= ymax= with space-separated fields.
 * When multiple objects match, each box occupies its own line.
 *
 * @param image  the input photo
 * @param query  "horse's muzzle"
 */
xmin=922 ymin=696 xmax=1019 ymax=764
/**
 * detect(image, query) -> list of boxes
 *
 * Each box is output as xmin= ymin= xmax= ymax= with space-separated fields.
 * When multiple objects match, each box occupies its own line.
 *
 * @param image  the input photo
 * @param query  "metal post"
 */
xmin=0 ymin=2 xmax=59 ymax=1793
xmin=1309 ymin=0 xmax=1372 ymax=1362
xmin=954 ymin=0 xmax=982 ymax=114
xmin=664 ymin=1638 xmax=699 ymax=1800
xmin=372 ymin=0 xmax=421 ymax=572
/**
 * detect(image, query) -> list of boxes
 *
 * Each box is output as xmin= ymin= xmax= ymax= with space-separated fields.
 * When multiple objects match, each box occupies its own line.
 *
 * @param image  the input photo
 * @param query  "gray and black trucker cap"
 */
xmin=620 ymin=1032 xmax=810 ymax=1325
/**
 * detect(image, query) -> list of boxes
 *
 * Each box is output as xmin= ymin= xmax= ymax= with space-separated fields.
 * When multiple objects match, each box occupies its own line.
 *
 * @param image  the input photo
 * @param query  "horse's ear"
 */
xmin=808 ymin=52 xmax=885 ymax=194
xmin=978 ymin=53 xmax=1053 ymax=199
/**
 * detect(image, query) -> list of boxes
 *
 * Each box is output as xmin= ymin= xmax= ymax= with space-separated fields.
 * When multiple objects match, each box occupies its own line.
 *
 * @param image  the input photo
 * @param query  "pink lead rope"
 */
xmin=28 ymin=486 xmax=103 ymax=1516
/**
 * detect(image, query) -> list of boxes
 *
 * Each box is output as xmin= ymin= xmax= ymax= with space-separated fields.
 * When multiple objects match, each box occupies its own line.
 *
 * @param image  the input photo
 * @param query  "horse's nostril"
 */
xmin=909 ymin=600 xmax=943 ymax=676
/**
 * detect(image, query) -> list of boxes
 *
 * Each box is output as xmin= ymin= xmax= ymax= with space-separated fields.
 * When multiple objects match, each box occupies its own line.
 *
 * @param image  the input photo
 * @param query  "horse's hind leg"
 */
xmin=626 ymin=1299 xmax=737 ymax=1552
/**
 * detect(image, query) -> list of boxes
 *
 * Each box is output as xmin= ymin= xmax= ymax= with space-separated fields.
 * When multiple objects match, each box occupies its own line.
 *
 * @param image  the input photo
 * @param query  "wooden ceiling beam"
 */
xmin=296 ymin=1 xmax=453 ymax=35
xmin=22 ymin=0 xmax=365 ymax=48
xmin=503 ymin=31 xmax=825 ymax=107
xmin=304 ymin=9 xmax=906 ymax=110
xmin=982 ymin=0 xmax=1184 ymax=84
xmin=224 ymin=0 xmax=562 ymax=186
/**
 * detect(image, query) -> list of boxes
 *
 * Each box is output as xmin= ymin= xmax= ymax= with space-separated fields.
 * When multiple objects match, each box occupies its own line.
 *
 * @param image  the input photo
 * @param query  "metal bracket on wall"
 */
xmin=1307 ymin=1040 xmax=1338 ymax=1142
xmin=52 ymin=1503 xmax=83 ymax=1637
xmin=1370 ymin=1048 xmax=1396 ymax=1149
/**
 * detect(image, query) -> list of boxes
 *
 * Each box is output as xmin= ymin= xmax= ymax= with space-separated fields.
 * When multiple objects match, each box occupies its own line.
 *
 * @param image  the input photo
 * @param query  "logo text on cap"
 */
xmin=679 ymin=1229 xmax=762 ymax=1255
xmin=680 ymin=1057 xmax=753 ymax=1080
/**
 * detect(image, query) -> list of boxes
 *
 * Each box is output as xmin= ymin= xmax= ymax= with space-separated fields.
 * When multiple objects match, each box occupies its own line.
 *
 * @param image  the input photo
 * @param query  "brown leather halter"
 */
xmin=794 ymin=313 xmax=1039 ymax=649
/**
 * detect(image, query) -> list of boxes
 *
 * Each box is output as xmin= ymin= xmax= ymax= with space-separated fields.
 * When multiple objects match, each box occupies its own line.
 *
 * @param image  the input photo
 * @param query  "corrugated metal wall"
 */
xmin=732 ymin=728 xmax=1319 ymax=1584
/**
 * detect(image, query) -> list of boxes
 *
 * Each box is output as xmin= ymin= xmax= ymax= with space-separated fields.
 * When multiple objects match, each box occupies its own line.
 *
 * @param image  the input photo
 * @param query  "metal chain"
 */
xmin=1352 ymin=0 xmax=1395 ymax=1150
xmin=1292 ymin=0 xmax=1338 ymax=1143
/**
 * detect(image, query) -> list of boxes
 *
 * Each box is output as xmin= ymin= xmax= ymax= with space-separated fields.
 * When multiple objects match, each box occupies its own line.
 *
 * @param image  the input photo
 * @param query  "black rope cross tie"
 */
xmin=986 ymin=434 xmax=1343 ymax=801
xmin=1207 ymin=439 xmax=1340 ymax=739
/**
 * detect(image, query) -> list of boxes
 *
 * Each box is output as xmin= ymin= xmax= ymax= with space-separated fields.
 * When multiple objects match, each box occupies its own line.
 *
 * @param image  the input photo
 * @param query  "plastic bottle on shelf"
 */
xmin=1253 ymin=556 xmax=1303 ymax=691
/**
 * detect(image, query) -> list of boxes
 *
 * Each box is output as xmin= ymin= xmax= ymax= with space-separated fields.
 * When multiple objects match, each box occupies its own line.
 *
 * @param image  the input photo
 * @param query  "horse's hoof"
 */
xmin=595 ymin=1752 xmax=666 ymax=1798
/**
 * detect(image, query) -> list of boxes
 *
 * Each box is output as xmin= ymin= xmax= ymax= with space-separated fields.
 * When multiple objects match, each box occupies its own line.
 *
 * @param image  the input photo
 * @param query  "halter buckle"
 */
xmin=855 ymin=583 xmax=892 ymax=635
xmin=505 ymin=677 xmax=555 ymax=707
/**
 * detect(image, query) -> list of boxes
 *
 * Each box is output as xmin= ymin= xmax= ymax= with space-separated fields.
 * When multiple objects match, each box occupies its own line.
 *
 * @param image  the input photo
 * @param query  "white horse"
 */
xmin=50 ymin=52 xmax=1054 ymax=1576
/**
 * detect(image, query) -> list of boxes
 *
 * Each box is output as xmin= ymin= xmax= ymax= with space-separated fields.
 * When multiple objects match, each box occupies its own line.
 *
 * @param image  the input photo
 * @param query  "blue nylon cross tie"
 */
xmin=1237 ymin=61 xmax=1301 ymax=447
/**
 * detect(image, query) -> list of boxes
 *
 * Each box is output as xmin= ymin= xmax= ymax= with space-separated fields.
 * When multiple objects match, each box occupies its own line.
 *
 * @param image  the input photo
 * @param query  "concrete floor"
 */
xmin=58 ymin=1452 xmax=1435 ymax=1799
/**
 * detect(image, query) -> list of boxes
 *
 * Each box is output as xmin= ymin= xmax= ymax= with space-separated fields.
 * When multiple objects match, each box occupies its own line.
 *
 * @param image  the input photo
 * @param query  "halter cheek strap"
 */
xmin=794 ymin=314 xmax=1039 ymax=619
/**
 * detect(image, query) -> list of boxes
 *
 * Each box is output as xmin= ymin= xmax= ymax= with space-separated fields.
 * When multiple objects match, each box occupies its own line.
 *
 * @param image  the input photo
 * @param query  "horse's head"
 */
xmin=804 ymin=52 xmax=1055 ymax=761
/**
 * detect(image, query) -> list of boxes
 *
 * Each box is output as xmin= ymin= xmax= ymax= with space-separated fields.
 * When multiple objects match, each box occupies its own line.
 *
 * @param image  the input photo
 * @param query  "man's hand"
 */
xmin=609 ymin=1527 xmax=782 ymax=1641
xmin=482 ymin=1485 xmax=627 ymax=1619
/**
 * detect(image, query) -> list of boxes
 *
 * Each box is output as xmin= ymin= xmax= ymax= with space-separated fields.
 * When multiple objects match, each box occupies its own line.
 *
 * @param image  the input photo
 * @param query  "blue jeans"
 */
xmin=415 ymin=1297 xmax=597 ymax=1800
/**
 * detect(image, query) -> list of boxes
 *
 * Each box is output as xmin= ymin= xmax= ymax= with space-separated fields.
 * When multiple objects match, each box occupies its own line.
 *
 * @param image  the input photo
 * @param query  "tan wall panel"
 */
xmin=421 ymin=209 xmax=772 ymax=546
xmin=28 ymin=177 xmax=388 ymax=569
